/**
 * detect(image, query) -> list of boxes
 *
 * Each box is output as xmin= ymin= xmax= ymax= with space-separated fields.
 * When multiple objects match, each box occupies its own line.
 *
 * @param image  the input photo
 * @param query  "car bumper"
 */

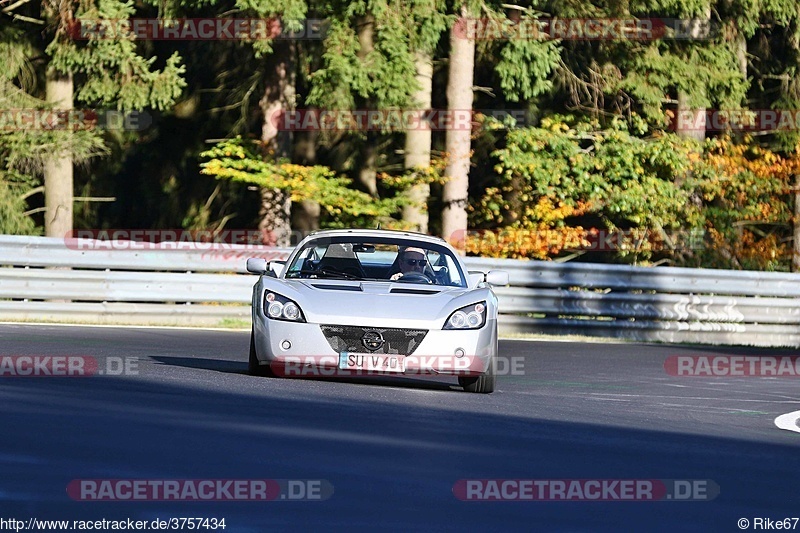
xmin=252 ymin=317 xmax=497 ymax=377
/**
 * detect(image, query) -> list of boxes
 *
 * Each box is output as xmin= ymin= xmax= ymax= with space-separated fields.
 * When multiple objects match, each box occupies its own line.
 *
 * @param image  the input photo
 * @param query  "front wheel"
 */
xmin=458 ymin=356 xmax=496 ymax=393
xmin=248 ymin=328 xmax=277 ymax=378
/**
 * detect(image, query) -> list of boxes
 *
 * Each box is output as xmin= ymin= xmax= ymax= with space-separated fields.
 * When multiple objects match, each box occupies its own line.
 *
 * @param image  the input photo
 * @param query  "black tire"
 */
xmin=248 ymin=328 xmax=277 ymax=378
xmin=459 ymin=355 xmax=496 ymax=393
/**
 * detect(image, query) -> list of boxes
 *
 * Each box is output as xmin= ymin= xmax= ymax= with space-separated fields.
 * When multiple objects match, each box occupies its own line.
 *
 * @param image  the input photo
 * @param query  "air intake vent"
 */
xmin=390 ymin=288 xmax=440 ymax=295
xmin=311 ymin=284 xmax=363 ymax=291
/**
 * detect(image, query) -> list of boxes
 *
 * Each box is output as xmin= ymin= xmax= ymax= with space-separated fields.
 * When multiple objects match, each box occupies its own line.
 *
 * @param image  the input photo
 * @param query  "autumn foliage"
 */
xmin=468 ymin=117 xmax=800 ymax=270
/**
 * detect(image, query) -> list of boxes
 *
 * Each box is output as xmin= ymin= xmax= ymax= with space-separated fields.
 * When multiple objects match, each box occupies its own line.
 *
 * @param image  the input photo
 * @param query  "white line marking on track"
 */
xmin=774 ymin=410 xmax=800 ymax=433
xmin=586 ymin=393 xmax=800 ymax=404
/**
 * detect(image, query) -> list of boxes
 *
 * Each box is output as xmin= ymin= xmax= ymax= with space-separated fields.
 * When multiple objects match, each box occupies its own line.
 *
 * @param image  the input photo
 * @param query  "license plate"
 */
xmin=338 ymin=353 xmax=405 ymax=373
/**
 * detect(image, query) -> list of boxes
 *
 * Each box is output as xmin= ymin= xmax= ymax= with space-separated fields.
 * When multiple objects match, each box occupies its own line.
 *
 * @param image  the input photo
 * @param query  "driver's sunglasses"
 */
xmin=404 ymin=259 xmax=427 ymax=266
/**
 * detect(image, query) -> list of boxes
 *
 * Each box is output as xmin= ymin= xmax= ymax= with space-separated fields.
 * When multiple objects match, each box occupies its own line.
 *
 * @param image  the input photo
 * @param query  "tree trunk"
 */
xmin=291 ymin=200 xmax=321 ymax=244
xmin=355 ymin=13 xmax=379 ymax=197
xmin=402 ymin=51 xmax=433 ymax=233
xmin=358 ymin=141 xmax=379 ymax=197
xmin=292 ymin=129 xmax=320 ymax=242
xmin=675 ymin=91 xmax=706 ymax=141
xmin=43 ymin=68 xmax=73 ymax=238
xmin=259 ymin=41 xmax=295 ymax=247
xmin=675 ymin=8 xmax=711 ymax=142
xmin=735 ymin=31 xmax=747 ymax=77
xmin=258 ymin=188 xmax=291 ymax=246
xmin=441 ymin=5 xmax=475 ymax=250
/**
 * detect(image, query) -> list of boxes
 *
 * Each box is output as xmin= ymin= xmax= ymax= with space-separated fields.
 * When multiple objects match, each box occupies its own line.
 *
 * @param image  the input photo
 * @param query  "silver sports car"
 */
xmin=245 ymin=229 xmax=508 ymax=393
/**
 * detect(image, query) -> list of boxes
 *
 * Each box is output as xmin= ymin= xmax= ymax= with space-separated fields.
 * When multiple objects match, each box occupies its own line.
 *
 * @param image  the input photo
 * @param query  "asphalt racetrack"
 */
xmin=0 ymin=323 xmax=798 ymax=532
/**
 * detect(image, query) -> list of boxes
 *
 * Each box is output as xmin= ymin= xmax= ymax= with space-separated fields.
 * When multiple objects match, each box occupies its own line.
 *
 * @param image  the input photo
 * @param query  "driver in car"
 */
xmin=391 ymin=247 xmax=428 ymax=281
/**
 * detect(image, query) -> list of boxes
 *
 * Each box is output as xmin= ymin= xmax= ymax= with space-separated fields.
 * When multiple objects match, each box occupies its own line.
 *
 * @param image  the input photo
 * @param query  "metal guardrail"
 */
xmin=0 ymin=235 xmax=288 ymax=328
xmin=2 ymin=235 xmax=800 ymax=347
xmin=0 ymin=235 xmax=289 ymax=273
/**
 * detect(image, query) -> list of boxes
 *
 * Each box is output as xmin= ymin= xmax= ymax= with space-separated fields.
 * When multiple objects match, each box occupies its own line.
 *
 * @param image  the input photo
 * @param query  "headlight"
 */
xmin=264 ymin=291 xmax=306 ymax=322
xmin=444 ymin=302 xmax=486 ymax=330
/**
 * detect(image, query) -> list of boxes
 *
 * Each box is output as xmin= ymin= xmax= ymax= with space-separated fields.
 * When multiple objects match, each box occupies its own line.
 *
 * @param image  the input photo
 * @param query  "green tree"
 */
xmin=472 ymin=116 xmax=703 ymax=261
xmin=0 ymin=24 xmax=102 ymax=234
xmin=2 ymin=0 xmax=186 ymax=237
xmin=200 ymin=136 xmax=406 ymax=228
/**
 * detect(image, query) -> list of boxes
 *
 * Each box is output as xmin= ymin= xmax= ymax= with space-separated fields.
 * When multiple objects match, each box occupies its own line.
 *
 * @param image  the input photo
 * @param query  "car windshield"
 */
xmin=284 ymin=236 xmax=467 ymax=287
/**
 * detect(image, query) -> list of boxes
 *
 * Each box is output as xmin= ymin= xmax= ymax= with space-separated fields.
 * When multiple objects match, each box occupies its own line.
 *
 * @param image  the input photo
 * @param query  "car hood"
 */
xmin=257 ymin=278 xmax=493 ymax=328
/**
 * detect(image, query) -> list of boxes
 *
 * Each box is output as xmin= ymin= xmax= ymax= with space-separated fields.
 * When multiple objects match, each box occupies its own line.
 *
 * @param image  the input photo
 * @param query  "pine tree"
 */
xmin=2 ymin=0 xmax=186 ymax=236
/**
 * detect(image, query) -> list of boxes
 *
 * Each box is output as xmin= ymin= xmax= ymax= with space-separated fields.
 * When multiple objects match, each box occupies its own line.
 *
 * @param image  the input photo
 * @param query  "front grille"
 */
xmin=320 ymin=325 xmax=428 ymax=355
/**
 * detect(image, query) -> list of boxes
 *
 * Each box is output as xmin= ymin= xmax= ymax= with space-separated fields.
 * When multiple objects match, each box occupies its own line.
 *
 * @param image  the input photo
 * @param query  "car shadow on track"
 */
xmin=148 ymin=355 xmax=462 ymax=393
xmin=148 ymin=355 xmax=245 ymax=374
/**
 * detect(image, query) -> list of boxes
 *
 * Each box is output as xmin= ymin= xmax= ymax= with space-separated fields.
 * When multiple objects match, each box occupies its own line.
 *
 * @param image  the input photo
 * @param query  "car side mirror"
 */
xmin=485 ymin=270 xmax=509 ymax=286
xmin=246 ymin=258 xmax=268 ymax=274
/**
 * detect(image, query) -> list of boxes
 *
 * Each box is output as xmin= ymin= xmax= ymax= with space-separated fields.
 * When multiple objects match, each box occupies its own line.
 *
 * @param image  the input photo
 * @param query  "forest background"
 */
xmin=3 ymin=0 xmax=800 ymax=272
